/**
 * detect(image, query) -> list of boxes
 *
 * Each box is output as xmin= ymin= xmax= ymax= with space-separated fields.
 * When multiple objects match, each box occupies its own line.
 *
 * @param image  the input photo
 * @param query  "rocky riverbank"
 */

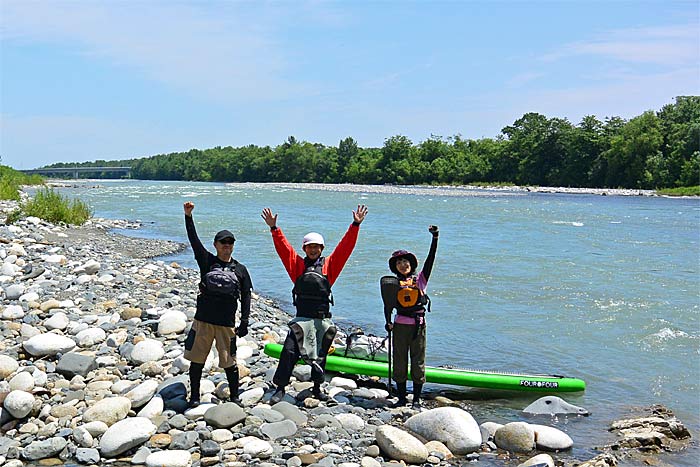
xmin=0 ymin=199 xmax=691 ymax=467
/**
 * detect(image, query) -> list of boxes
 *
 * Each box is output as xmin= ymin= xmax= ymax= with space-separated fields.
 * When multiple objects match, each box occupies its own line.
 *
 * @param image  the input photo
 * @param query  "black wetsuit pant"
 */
xmin=273 ymin=332 xmax=327 ymax=388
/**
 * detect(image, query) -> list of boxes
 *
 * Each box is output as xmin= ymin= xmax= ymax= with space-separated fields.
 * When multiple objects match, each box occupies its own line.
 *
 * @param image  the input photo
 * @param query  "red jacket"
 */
xmin=271 ymin=224 xmax=360 ymax=285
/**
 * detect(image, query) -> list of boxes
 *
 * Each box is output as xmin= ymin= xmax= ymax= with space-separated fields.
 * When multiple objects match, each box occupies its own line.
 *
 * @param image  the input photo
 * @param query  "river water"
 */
xmin=54 ymin=180 xmax=699 ymax=465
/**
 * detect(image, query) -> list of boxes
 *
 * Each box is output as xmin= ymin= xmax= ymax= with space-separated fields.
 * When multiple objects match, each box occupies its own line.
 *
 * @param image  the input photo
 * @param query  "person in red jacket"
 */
xmin=261 ymin=205 xmax=368 ymax=403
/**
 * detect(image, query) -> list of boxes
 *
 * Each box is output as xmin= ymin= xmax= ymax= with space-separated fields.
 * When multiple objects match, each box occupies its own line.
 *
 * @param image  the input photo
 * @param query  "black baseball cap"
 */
xmin=214 ymin=230 xmax=236 ymax=242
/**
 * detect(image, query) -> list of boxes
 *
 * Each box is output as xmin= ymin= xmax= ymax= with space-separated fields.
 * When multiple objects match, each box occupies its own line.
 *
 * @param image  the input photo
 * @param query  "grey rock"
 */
xmin=56 ymin=352 xmax=97 ymax=379
xmin=169 ymin=431 xmax=199 ymax=450
xmin=260 ymin=419 xmax=298 ymax=440
xmin=203 ymin=402 xmax=246 ymax=428
xmin=494 ymin=422 xmax=536 ymax=453
xmin=75 ymin=447 xmax=100 ymax=464
xmin=272 ymin=400 xmax=308 ymax=426
xmin=21 ymin=437 xmax=68 ymax=460
xmin=523 ymin=396 xmax=589 ymax=416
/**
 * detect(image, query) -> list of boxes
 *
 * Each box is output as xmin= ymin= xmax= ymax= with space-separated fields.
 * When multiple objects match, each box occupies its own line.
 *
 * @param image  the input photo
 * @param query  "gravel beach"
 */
xmin=0 ymin=197 xmax=691 ymax=467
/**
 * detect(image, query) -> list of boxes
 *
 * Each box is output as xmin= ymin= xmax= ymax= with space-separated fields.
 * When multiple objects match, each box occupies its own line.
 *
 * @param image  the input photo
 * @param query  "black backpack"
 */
xmin=204 ymin=264 xmax=240 ymax=298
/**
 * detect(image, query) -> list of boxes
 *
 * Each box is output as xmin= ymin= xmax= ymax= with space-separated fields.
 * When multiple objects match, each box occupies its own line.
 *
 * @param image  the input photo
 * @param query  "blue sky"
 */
xmin=1 ymin=0 xmax=698 ymax=169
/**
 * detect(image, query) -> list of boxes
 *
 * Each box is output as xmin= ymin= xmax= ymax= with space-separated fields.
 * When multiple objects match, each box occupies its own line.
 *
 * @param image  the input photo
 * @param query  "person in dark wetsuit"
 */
xmin=384 ymin=225 xmax=438 ymax=408
xmin=183 ymin=201 xmax=253 ymax=407
xmin=261 ymin=205 xmax=368 ymax=404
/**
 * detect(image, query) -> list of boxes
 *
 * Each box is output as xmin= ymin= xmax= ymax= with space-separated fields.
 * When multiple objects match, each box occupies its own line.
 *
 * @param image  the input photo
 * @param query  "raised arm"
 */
xmin=421 ymin=225 xmax=439 ymax=282
xmin=184 ymin=202 xmax=208 ymax=262
xmin=325 ymin=205 xmax=368 ymax=285
xmin=261 ymin=207 xmax=304 ymax=282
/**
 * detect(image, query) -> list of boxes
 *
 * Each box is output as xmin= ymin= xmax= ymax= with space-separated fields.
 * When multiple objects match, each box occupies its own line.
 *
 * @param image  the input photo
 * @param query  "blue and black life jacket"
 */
xmin=293 ymin=258 xmax=333 ymax=319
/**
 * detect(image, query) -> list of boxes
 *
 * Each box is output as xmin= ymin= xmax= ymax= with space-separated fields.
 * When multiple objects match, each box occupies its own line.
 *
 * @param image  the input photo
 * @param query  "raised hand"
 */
xmin=428 ymin=225 xmax=439 ymax=236
xmin=353 ymin=205 xmax=368 ymax=224
xmin=261 ymin=208 xmax=278 ymax=228
xmin=184 ymin=201 xmax=194 ymax=216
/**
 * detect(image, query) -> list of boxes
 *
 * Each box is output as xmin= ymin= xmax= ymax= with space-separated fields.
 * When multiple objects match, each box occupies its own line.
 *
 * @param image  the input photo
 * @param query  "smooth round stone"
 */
xmin=330 ymin=376 xmax=358 ymax=390
xmin=494 ymin=422 xmax=536 ymax=453
xmin=335 ymin=413 xmax=365 ymax=432
xmin=82 ymin=396 xmax=131 ymax=426
xmin=2 ymin=304 xmax=24 ymax=319
xmin=130 ymin=339 xmax=165 ymax=364
xmin=24 ymin=333 xmax=76 ymax=357
xmin=99 ymin=417 xmax=157 ymax=457
xmin=20 ymin=437 xmax=68 ymax=461
xmin=44 ymin=312 xmax=70 ymax=331
xmin=0 ymin=355 xmax=19 ymax=379
xmin=145 ymin=450 xmax=192 ymax=467
xmin=242 ymin=438 xmax=274 ymax=458
xmin=3 ymin=390 xmax=35 ymax=418
xmin=4 ymin=284 xmax=25 ymax=300
xmin=211 ymin=429 xmax=234 ymax=442
xmin=157 ymin=310 xmax=187 ymax=336
xmin=375 ymin=425 xmax=428 ymax=464
xmin=9 ymin=372 xmax=35 ymax=392
xmin=137 ymin=395 xmax=164 ymax=419
xmin=76 ymin=327 xmax=107 ymax=347
xmin=125 ymin=380 xmax=159 ymax=408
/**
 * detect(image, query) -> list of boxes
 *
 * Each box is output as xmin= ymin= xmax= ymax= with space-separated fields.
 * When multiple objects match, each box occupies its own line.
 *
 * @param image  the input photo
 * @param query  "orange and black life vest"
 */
xmin=395 ymin=275 xmax=428 ymax=316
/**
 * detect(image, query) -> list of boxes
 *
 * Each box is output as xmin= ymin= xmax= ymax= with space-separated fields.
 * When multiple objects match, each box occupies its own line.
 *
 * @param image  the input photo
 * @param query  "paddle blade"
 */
xmin=380 ymin=276 xmax=399 ymax=309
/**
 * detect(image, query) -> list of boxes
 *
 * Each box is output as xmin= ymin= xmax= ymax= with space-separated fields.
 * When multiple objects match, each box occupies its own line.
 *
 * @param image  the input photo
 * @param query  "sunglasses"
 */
xmin=219 ymin=239 xmax=235 ymax=245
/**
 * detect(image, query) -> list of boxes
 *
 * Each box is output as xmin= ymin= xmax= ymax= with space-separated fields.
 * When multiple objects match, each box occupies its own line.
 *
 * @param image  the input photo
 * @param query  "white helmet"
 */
xmin=302 ymin=232 xmax=325 ymax=248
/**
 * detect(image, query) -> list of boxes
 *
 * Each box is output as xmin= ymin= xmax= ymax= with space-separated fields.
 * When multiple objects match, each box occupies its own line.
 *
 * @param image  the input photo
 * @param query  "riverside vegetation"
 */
xmin=0 ymin=189 xmax=692 ymax=467
xmin=42 ymin=96 xmax=700 ymax=193
xmin=0 ymin=165 xmax=92 ymax=226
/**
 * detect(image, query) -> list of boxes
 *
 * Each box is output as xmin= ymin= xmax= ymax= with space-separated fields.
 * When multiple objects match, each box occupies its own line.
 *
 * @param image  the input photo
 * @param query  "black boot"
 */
xmin=270 ymin=385 xmax=286 ymax=404
xmin=225 ymin=365 xmax=240 ymax=404
xmin=312 ymin=381 xmax=329 ymax=401
xmin=412 ymin=383 xmax=423 ymax=409
xmin=188 ymin=362 xmax=203 ymax=408
xmin=392 ymin=382 xmax=407 ymax=407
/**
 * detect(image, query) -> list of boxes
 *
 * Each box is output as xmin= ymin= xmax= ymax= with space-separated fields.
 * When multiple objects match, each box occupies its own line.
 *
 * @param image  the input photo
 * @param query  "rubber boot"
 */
xmin=411 ymin=383 xmax=423 ymax=409
xmin=270 ymin=385 xmax=286 ymax=404
xmin=188 ymin=362 xmax=203 ymax=408
xmin=312 ymin=381 xmax=329 ymax=401
xmin=225 ymin=365 xmax=240 ymax=404
xmin=391 ymin=382 xmax=407 ymax=407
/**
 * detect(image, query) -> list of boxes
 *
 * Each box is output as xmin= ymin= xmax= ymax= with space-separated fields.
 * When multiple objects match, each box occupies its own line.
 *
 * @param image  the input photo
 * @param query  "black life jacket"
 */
xmin=293 ymin=258 xmax=333 ymax=319
xmin=395 ymin=275 xmax=429 ymax=317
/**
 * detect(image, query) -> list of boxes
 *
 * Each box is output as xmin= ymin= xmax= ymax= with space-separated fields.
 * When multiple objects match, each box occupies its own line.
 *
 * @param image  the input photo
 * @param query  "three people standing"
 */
xmin=182 ymin=201 xmax=438 ymax=409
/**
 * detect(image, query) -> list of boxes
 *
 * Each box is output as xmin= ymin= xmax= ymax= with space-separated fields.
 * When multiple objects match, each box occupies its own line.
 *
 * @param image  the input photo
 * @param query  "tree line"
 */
xmin=45 ymin=96 xmax=699 ymax=189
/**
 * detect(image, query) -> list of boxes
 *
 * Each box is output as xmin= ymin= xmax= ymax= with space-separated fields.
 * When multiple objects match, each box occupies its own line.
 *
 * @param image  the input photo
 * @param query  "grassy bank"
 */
xmin=657 ymin=186 xmax=700 ymax=196
xmin=1 ymin=165 xmax=93 ymax=225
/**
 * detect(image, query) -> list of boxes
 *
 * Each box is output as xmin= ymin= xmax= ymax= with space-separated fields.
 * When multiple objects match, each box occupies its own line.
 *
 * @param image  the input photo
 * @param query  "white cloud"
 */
xmin=0 ymin=1 xmax=299 ymax=102
xmin=542 ymin=23 xmax=699 ymax=66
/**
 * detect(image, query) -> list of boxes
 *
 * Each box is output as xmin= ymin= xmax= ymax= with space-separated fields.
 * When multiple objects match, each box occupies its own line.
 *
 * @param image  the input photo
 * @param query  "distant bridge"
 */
xmin=20 ymin=166 xmax=132 ymax=179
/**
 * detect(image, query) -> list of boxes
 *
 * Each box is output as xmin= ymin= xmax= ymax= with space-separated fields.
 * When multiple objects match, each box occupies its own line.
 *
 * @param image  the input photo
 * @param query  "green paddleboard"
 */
xmin=263 ymin=343 xmax=585 ymax=393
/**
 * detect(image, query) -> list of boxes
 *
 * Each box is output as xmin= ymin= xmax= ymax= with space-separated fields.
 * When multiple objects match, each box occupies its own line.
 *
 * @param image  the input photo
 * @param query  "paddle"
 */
xmin=380 ymin=276 xmax=399 ymax=395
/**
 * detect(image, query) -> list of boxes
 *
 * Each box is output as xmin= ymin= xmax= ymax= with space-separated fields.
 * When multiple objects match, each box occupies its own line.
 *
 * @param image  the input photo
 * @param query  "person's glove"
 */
xmin=385 ymin=322 xmax=393 ymax=332
xmin=236 ymin=321 xmax=248 ymax=337
xmin=428 ymin=225 xmax=439 ymax=237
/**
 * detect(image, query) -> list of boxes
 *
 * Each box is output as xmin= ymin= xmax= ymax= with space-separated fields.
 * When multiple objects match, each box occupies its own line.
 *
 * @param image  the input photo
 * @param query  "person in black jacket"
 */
xmin=183 ymin=201 xmax=253 ymax=407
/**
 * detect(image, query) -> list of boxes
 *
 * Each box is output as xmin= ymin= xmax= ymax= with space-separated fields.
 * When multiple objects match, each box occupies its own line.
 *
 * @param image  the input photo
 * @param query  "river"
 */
xmin=53 ymin=180 xmax=699 ymax=465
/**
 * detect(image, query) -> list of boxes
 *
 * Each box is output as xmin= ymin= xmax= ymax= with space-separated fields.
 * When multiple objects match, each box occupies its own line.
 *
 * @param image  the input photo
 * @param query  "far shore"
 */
xmin=41 ymin=179 xmax=683 ymax=197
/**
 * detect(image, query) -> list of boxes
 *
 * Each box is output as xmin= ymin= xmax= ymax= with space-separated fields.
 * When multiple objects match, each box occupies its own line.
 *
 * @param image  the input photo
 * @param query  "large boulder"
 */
xmin=405 ymin=406 xmax=481 ymax=454
xmin=100 ymin=417 xmax=156 ymax=457
xmin=375 ymin=425 xmax=428 ymax=463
